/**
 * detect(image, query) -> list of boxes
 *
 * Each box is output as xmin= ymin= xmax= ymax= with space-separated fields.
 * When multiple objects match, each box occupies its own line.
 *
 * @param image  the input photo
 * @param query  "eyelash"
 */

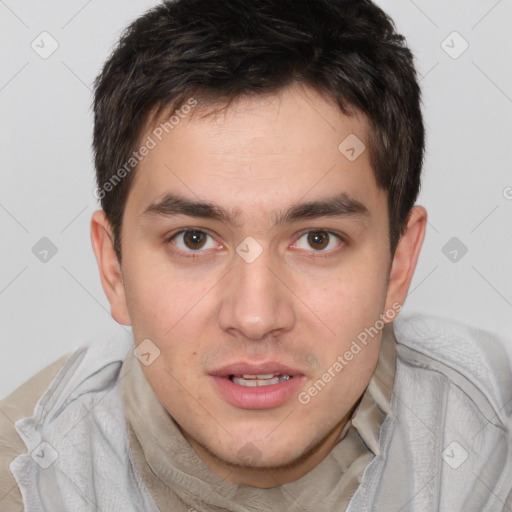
xmin=166 ymin=228 xmax=346 ymax=259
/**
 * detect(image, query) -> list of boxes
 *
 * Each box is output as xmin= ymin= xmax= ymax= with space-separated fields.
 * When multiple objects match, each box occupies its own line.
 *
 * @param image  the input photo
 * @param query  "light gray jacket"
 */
xmin=9 ymin=314 xmax=512 ymax=511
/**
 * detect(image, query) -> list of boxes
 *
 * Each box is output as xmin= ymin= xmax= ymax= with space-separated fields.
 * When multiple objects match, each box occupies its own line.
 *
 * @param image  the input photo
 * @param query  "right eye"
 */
xmin=167 ymin=229 xmax=222 ymax=255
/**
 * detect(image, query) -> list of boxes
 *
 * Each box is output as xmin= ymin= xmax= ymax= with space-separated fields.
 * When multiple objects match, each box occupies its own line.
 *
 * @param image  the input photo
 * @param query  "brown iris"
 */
xmin=183 ymin=230 xmax=207 ymax=250
xmin=307 ymin=231 xmax=329 ymax=250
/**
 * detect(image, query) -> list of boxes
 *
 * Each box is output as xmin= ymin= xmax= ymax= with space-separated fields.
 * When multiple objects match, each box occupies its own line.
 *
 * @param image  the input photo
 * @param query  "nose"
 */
xmin=218 ymin=245 xmax=296 ymax=341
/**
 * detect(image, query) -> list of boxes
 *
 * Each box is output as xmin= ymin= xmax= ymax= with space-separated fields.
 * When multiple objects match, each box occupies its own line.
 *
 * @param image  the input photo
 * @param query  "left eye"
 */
xmin=170 ymin=230 xmax=218 ymax=252
xmin=292 ymin=230 xmax=343 ymax=252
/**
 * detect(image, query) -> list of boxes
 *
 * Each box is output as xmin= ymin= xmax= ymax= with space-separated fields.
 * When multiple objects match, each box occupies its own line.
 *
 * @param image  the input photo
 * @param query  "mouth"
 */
xmin=229 ymin=374 xmax=292 ymax=387
xmin=209 ymin=363 xmax=305 ymax=409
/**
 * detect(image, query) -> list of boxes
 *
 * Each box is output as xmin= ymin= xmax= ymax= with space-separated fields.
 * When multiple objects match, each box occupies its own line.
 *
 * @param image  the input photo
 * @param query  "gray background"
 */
xmin=0 ymin=0 xmax=511 ymax=398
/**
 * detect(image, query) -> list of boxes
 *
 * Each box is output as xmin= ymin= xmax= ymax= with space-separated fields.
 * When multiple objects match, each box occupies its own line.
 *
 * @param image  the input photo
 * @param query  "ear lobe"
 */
xmin=384 ymin=206 xmax=427 ymax=317
xmin=90 ymin=210 xmax=132 ymax=326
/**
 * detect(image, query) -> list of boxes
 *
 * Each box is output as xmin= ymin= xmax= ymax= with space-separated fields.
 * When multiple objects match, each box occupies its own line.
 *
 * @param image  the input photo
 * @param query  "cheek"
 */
xmin=302 ymin=258 xmax=389 ymax=340
xmin=122 ymin=252 xmax=208 ymax=337
xmin=122 ymin=257 xmax=215 ymax=392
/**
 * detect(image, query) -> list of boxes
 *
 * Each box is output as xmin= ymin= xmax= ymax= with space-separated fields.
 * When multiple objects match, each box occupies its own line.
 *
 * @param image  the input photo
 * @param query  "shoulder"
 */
xmin=16 ymin=328 xmax=133 ymax=439
xmin=0 ymin=355 xmax=70 ymax=511
xmin=392 ymin=313 xmax=512 ymax=424
xmin=0 ymin=328 xmax=133 ymax=511
xmin=368 ymin=315 xmax=512 ymax=509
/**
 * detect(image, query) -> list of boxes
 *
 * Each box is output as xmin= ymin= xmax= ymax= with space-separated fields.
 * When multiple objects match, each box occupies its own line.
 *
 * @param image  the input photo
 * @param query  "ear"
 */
xmin=384 ymin=206 xmax=427 ymax=318
xmin=90 ymin=210 xmax=131 ymax=326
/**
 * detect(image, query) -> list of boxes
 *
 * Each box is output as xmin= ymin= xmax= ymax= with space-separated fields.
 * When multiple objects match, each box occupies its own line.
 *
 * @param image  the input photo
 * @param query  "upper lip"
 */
xmin=209 ymin=362 xmax=303 ymax=377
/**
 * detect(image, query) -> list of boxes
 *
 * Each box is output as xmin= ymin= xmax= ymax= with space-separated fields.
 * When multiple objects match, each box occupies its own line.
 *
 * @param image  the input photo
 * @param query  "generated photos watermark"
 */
xmin=94 ymin=97 xmax=198 ymax=200
xmin=298 ymin=302 xmax=402 ymax=405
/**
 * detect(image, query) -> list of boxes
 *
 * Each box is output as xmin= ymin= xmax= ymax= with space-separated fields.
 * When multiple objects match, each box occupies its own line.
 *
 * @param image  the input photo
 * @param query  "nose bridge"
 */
xmin=218 ymin=244 xmax=295 ymax=340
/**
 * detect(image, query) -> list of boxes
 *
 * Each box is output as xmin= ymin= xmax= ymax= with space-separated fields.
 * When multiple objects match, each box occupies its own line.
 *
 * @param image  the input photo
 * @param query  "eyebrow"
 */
xmin=142 ymin=192 xmax=370 ymax=227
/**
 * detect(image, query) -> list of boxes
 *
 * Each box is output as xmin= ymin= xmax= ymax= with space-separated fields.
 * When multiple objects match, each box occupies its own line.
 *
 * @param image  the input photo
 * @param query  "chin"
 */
xmin=205 ymin=433 xmax=311 ymax=469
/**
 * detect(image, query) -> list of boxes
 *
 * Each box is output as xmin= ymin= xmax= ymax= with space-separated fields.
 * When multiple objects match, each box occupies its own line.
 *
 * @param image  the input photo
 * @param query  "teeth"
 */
xmin=231 ymin=375 xmax=291 ymax=387
xmin=242 ymin=374 xmax=276 ymax=379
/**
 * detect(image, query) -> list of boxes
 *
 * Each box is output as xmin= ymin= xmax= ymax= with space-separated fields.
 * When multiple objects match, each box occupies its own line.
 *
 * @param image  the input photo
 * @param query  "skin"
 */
xmin=91 ymin=82 xmax=426 ymax=488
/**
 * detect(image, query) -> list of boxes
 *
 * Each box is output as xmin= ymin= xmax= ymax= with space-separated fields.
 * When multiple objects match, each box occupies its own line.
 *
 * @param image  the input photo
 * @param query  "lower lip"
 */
xmin=210 ymin=375 xmax=306 ymax=409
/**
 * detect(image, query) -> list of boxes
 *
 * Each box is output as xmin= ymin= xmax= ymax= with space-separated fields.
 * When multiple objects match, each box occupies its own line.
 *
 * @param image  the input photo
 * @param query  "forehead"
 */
xmin=125 ymin=84 xmax=384 ymax=222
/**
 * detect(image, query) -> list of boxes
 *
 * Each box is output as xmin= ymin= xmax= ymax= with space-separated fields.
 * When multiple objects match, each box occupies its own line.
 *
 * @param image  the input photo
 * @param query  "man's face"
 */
xmin=117 ymin=84 xmax=394 ymax=478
